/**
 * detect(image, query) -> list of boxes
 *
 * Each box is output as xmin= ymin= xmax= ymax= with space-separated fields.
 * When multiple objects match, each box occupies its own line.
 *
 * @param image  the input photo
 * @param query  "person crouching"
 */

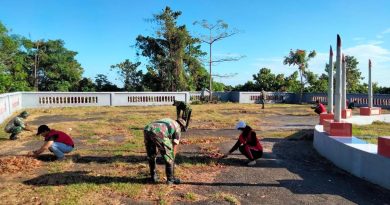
xmin=222 ymin=121 xmax=263 ymax=166
xmin=32 ymin=125 xmax=74 ymax=160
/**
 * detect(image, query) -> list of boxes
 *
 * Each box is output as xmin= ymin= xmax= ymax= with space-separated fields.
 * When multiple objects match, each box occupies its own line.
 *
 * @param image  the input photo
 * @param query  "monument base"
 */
xmin=378 ymin=137 xmax=390 ymax=158
xmin=319 ymin=113 xmax=334 ymax=125
xmin=323 ymin=119 xmax=352 ymax=137
xmin=360 ymin=107 xmax=382 ymax=116
xmin=341 ymin=109 xmax=352 ymax=119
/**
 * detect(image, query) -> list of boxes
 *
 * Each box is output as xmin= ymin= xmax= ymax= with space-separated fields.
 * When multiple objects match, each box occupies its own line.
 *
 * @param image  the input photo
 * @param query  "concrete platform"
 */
xmin=314 ymin=125 xmax=390 ymax=190
xmin=344 ymin=114 xmax=390 ymax=125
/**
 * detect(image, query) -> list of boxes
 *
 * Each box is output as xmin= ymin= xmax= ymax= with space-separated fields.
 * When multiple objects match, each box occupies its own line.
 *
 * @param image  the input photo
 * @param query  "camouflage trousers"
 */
xmin=144 ymin=131 xmax=176 ymax=181
xmin=5 ymin=126 xmax=23 ymax=134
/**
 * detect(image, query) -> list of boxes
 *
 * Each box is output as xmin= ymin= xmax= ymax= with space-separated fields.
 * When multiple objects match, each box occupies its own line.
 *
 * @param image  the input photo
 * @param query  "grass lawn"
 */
xmin=352 ymin=121 xmax=390 ymax=144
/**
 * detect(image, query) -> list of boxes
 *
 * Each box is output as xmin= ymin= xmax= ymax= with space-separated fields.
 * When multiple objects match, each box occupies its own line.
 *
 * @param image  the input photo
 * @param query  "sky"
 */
xmin=1 ymin=0 xmax=390 ymax=87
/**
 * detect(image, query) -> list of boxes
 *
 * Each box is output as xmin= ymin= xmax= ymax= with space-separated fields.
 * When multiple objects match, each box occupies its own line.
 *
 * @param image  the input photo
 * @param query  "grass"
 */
xmin=0 ymin=103 xmax=315 ymax=204
xmin=352 ymin=121 xmax=390 ymax=144
xmin=214 ymin=192 xmax=241 ymax=205
xmin=184 ymin=192 xmax=197 ymax=201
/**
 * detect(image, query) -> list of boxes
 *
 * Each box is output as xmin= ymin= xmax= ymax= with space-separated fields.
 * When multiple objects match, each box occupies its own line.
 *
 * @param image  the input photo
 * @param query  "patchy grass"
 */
xmin=184 ymin=192 xmax=197 ymax=201
xmin=353 ymin=121 xmax=390 ymax=144
xmin=0 ymin=103 xmax=315 ymax=204
xmin=214 ymin=192 xmax=241 ymax=205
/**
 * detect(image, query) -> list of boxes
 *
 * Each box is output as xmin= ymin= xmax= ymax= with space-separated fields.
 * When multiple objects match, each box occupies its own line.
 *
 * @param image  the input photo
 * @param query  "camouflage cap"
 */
xmin=20 ymin=111 xmax=29 ymax=118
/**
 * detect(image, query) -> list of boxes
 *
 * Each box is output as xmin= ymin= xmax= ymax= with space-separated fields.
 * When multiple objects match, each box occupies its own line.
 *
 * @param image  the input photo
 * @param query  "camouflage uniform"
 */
xmin=174 ymin=101 xmax=192 ymax=129
xmin=261 ymin=90 xmax=267 ymax=109
xmin=4 ymin=116 xmax=26 ymax=135
xmin=144 ymin=118 xmax=181 ymax=183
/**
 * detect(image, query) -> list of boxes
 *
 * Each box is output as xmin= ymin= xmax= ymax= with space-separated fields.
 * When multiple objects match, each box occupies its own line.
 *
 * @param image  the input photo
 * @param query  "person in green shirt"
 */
xmin=172 ymin=100 xmax=192 ymax=130
xmin=4 ymin=111 xmax=32 ymax=140
xmin=144 ymin=118 xmax=186 ymax=185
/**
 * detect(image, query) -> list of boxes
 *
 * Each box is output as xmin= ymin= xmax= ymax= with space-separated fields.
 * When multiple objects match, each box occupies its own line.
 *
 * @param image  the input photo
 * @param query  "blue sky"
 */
xmin=1 ymin=0 xmax=390 ymax=87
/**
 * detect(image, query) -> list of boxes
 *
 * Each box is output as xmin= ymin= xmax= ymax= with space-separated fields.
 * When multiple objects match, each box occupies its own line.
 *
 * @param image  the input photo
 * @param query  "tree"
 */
xmin=324 ymin=55 xmax=364 ymax=93
xmin=22 ymin=39 xmax=84 ymax=91
xmin=193 ymin=19 xmax=242 ymax=100
xmin=136 ymin=7 xmax=204 ymax=91
xmin=252 ymin=68 xmax=277 ymax=91
xmin=77 ymin=77 xmax=96 ymax=92
xmin=0 ymin=22 xmax=31 ymax=93
xmin=345 ymin=56 xmax=364 ymax=93
xmin=94 ymin=74 xmax=120 ymax=91
xmin=111 ymin=60 xmax=143 ymax=91
xmin=283 ymin=49 xmax=316 ymax=103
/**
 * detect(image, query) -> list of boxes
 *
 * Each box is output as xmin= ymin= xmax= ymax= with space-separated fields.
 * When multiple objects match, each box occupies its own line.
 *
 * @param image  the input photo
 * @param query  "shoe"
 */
xmin=166 ymin=178 xmax=181 ymax=185
xmin=247 ymin=160 xmax=256 ymax=166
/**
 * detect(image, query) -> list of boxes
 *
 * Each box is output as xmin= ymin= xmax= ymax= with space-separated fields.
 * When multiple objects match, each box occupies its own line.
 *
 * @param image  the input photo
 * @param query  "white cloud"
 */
xmin=382 ymin=28 xmax=390 ymax=34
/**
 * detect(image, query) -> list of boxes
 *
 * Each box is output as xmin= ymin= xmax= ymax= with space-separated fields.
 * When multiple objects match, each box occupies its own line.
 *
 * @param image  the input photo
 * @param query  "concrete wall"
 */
xmin=22 ymin=92 xmax=111 ymax=108
xmin=314 ymin=125 xmax=390 ymax=190
xmin=111 ymin=92 xmax=189 ymax=106
xmin=239 ymin=92 xmax=295 ymax=104
xmin=22 ymin=92 xmax=189 ymax=108
xmin=0 ymin=93 xmax=22 ymax=125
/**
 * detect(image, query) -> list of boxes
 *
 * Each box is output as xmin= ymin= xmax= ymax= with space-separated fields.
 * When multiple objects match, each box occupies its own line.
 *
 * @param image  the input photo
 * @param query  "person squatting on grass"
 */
xmin=32 ymin=125 xmax=74 ymax=160
xmin=222 ymin=121 xmax=263 ymax=166
xmin=173 ymin=100 xmax=192 ymax=130
xmin=144 ymin=118 xmax=186 ymax=185
xmin=4 ymin=111 xmax=32 ymax=140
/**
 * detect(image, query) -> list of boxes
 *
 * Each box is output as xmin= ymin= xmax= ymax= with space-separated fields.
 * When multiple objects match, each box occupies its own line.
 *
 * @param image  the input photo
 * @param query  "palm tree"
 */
xmin=283 ymin=49 xmax=316 ymax=103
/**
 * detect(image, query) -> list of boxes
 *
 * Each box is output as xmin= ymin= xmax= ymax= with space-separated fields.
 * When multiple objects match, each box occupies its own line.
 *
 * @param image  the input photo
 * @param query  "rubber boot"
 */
xmin=148 ymin=158 xmax=158 ymax=183
xmin=166 ymin=162 xmax=180 ymax=185
xmin=9 ymin=133 xmax=18 ymax=140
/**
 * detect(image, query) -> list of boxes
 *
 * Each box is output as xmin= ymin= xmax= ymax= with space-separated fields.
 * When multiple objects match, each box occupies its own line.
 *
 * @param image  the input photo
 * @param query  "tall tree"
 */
xmin=136 ymin=7 xmax=204 ymax=91
xmin=111 ymin=60 xmax=143 ymax=91
xmin=193 ymin=19 xmax=242 ymax=100
xmin=94 ymin=74 xmax=120 ymax=91
xmin=0 ymin=22 xmax=31 ymax=93
xmin=283 ymin=49 xmax=316 ymax=103
xmin=22 ymin=39 xmax=84 ymax=91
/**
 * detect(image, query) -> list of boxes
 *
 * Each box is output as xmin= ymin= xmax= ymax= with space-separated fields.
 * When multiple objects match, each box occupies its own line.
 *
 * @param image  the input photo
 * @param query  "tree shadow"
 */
xmin=23 ymin=171 xmax=149 ymax=186
xmin=269 ymin=136 xmax=390 ymax=204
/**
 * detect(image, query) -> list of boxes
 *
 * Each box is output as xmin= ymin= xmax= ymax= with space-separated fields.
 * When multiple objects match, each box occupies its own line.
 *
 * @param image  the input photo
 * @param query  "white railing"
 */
xmin=239 ymin=92 xmax=294 ymax=103
xmin=21 ymin=92 xmax=190 ymax=108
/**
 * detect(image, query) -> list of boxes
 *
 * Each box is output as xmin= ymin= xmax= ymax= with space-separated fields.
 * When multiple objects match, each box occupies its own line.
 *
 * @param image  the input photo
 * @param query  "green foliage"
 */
xmin=283 ymin=49 xmax=316 ymax=101
xmin=77 ymin=77 xmax=96 ymax=92
xmin=136 ymin=7 xmax=207 ymax=91
xmin=0 ymin=22 xmax=31 ymax=93
xmin=111 ymin=60 xmax=143 ymax=91
xmin=94 ymin=74 xmax=120 ymax=91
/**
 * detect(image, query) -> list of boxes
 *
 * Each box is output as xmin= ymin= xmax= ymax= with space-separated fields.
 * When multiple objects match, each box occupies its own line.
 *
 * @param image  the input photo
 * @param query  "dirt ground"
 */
xmin=0 ymin=104 xmax=390 ymax=205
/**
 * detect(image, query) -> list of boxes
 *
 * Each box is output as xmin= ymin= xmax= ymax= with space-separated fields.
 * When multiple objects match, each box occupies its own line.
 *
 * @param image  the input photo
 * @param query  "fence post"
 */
xmin=110 ymin=92 xmax=114 ymax=106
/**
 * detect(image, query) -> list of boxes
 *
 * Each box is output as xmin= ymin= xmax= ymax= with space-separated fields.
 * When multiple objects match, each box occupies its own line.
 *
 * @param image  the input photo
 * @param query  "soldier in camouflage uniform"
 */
xmin=4 ymin=111 xmax=32 ymax=140
xmin=173 ymin=100 xmax=192 ymax=130
xmin=144 ymin=118 xmax=186 ymax=185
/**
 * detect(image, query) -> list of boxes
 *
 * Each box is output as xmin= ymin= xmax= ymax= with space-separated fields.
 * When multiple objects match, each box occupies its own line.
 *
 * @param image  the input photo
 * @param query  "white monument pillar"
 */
xmin=334 ymin=35 xmax=342 ymax=122
xmin=368 ymin=59 xmax=373 ymax=108
xmin=341 ymin=54 xmax=347 ymax=110
xmin=327 ymin=46 xmax=334 ymax=113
